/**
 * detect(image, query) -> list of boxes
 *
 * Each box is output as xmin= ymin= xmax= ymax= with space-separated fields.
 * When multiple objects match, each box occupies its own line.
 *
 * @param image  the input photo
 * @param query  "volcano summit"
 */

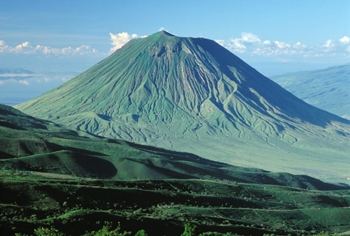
xmin=17 ymin=31 xmax=350 ymax=182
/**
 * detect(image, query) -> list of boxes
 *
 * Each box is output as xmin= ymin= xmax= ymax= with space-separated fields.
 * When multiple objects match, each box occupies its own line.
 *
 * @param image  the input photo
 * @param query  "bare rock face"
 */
xmin=17 ymin=31 xmax=350 ymax=183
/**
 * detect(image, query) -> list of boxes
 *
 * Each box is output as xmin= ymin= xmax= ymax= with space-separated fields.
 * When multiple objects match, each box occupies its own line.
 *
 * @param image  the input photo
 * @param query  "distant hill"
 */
xmin=271 ymin=64 xmax=350 ymax=119
xmin=0 ymin=103 xmax=345 ymax=190
xmin=0 ymin=68 xmax=34 ymax=81
xmin=17 ymin=31 xmax=350 ymax=183
xmin=0 ymin=68 xmax=34 ymax=75
xmin=0 ymin=69 xmax=75 ymax=106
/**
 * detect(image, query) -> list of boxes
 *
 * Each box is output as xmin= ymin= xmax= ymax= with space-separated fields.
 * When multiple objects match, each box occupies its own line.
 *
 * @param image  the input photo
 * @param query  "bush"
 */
xmin=134 ymin=229 xmax=148 ymax=236
xmin=34 ymin=227 xmax=64 ymax=236
xmin=85 ymin=222 xmax=130 ymax=236
xmin=181 ymin=223 xmax=196 ymax=236
xmin=199 ymin=233 xmax=239 ymax=236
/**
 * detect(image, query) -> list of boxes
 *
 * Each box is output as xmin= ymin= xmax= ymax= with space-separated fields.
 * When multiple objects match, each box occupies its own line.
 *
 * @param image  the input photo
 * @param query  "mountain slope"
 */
xmin=17 ymin=31 xmax=350 ymax=183
xmin=3 ymin=103 xmax=344 ymax=189
xmin=271 ymin=64 xmax=350 ymax=119
xmin=1 ymin=104 xmax=350 ymax=235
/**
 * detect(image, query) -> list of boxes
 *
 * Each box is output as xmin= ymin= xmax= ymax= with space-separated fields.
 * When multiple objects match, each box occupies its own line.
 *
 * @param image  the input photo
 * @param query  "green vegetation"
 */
xmin=181 ymin=223 xmax=196 ymax=236
xmin=16 ymin=31 xmax=350 ymax=183
xmin=84 ymin=223 xmax=130 ymax=236
xmin=1 ymin=104 xmax=345 ymax=190
xmin=1 ymin=103 xmax=350 ymax=234
xmin=134 ymin=229 xmax=147 ymax=236
xmin=34 ymin=227 xmax=64 ymax=236
xmin=1 ymin=37 xmax=350 ymax=235
xmin=1 ymin=171 xmax=350 ymax=235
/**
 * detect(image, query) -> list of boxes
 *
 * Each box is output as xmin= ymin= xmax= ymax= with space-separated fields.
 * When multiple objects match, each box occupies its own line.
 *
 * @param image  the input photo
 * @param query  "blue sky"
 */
xmin=0 ymin=0 xmax=349 ymax=75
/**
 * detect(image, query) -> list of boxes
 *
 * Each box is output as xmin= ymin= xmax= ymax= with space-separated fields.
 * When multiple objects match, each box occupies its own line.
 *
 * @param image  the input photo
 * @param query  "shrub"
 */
xmin=34 ymin=227 xmax=64 ymax=236
xmin=181 ymin=223 xmax=196 ymax=236
xmin=85 ymin=222 xmax=130 ymax=236
xmin=134 ymin=229 xmax=148 ymax=236
xmin=199 ymin=233 xmax=239 ymax=236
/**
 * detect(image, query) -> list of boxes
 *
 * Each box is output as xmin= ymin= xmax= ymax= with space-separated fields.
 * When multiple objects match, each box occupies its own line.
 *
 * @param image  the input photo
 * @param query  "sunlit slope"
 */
xmin=4 ymin=104 xmax=346 ymax=189
xmin=272 ymin=64 xmax=350 ymax=119
xmin=17 ymin=31 xmax=350 ymax=183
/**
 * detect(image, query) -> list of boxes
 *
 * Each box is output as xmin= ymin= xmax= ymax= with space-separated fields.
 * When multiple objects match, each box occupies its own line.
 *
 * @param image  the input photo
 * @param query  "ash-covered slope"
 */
xmin=3 ymin=103 xmax=344 ymax=190
xmin=17 ymin=31 xmax=350 ymax=183
xmin=271 ymin=64 xmax=350 ymax=119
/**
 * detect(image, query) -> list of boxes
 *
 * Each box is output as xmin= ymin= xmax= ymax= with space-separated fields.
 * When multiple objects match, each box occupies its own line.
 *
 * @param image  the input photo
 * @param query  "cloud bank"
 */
xmin=216 ymin=32 xmax=350 ymax=58
xmin=2 ymin=32 xmax=349 ymax=61
xmin=108 ymin=31 xmax=350 ymax=60
xmin=0 ymin=71 xmax=74 ymax=87
xmin=0 ymin=40 xmax=97 ymax=56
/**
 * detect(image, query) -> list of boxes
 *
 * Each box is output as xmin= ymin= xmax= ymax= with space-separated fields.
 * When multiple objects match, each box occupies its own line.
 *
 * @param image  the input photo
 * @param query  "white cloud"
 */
xmin=35 ymin=44 xmax=96 ymax=55
xmin=215 ymin=39 xmax=225 ymax=46
xmin=0 ymin=40 xmax=8 ymax=52
xmin=0 ymin=40 xmax=97 ymax=56
xmin=322 ymin=39 xmax=335 ymax=50
xmin=293 ymin=41 xmax=305 ymax=49
xmin=339 ymin=36 xmax=350 ymax=45
xmin=18 ymin=79 xmax=29 ymax=86
xmin=0 ymin=72 xmax=75 ymax=87
xmin=14 ymin=41 xmax=30 ymax=52
xmin=0 ymin=78 xmax=30 ymax=86
xmin=274 ymin=41 xmax=290 ymax=49
xmin=218 ymin=33 xmax=350 ymax=58
xmin=322 ymin=39 xmax=335 ymax=52
xmin=263 ymin=40 xmax=271 ymax=45
xmin=222 ymin=33 xmax=305 ymax=56
xmin=34 ymin=44 xmax=96 ymax=55
xmin=0 ymin=73 xmax=33 ymax=78
xmin=224 ymin=32 xmax=260 ymax=53
xmin=228 ymin=38 xmax=247 ymax=53
xmin=241 ymin=32 xmax=261 ymax=43
xmin=223 ymin=33 xmax=298 ymax=55
xmin=109 ymin=32 xmax=139 ymax=52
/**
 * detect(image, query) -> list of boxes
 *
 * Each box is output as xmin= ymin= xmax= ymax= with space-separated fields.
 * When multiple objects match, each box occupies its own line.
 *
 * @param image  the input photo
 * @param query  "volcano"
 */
xmin=17 ymin=31 xmax=350 ymax=183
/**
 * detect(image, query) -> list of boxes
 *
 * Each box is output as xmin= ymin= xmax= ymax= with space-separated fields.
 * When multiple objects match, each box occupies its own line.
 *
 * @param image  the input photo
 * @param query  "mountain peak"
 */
xmin=147 ymin=30 xmax=176 ymax=39
xmin=158 ymin=30 xmax=174 ymax=36
xmin=145 ymin=31 xmax=180 ymax=45
xmin=17 ymin=32 xmax=350 ymax=182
